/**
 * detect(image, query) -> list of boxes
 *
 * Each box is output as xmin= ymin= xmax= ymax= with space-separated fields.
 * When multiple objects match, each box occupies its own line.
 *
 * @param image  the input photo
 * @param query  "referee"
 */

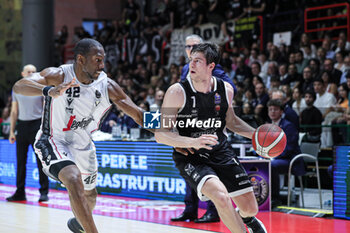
xmin=6 ymin=64 xmax=49 ymax=202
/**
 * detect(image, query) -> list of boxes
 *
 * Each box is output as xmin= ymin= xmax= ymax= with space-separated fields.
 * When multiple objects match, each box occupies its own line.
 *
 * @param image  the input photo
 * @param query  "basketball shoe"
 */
xmin=67 ymin=217 xmax=85 ymax=233
xmin=243 ymin=216 xmax=267 ymax=233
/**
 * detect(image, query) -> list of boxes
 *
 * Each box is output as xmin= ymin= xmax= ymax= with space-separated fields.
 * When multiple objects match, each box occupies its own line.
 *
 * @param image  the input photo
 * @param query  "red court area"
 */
xmin=0 ymin=184 xmax=349 ymax=233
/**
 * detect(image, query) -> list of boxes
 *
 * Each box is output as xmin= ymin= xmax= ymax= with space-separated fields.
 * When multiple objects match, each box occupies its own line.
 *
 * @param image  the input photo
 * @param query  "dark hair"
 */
xmin=308 ymin=58 xmax=320 ymax=67
xmin=304 ymin=89 xmax=316 ymax=100
xmin=251 ymin=61 xmax=261 ymax=70
xmin=191 ymin=43 xmax=220 ymax=65
xmin=73 ymin=38 xmax=103 ymax=60
xmin=313 ymin=78 xmax=324 ymax=84
xmin=267 ymin=99 xmax=284 ymax=110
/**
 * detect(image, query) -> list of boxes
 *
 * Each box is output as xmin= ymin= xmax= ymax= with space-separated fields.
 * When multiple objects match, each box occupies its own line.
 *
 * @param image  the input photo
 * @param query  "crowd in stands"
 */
xmin=1 ymin=0 xmax=350 ymax=149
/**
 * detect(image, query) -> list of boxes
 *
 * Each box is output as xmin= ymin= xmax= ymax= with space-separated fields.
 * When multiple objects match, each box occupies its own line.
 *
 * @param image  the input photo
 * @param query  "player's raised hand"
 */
xmin=192 ymin=134 xmax=218 ymax=150
xmin=49 ymin=77 xmax=79 ymax=98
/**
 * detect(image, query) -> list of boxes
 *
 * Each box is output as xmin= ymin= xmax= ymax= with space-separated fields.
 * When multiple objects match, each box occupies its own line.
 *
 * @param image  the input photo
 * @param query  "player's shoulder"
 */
xmin=37 ymin=67 xmax=64 ymax=85
xmin=40 ymin=67 xmax=63 ymax=77
xmin=40 ymin=67 xmax=64 ymax=81
xmin=166 ymin=83 xmax=185 ymax=95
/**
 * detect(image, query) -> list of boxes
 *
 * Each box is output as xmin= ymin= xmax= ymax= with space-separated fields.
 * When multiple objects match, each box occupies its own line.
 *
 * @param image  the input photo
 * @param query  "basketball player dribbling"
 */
xmin=13 ymin=38 xmax=147 ymax=233
xmin=155 ymin=43 xmax=267 ymax=233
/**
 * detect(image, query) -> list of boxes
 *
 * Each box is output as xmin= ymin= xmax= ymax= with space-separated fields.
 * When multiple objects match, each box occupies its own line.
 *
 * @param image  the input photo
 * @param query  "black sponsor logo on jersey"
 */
xmin=67 ymin=98 xmax=73 ymax=106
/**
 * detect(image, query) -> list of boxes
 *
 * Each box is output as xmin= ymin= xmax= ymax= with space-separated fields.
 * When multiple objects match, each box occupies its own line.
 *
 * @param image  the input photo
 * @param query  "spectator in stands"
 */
xmin=278 ymin=63 xmax=290 ymax=85
xmin=300 ymin=89 xmax=323 ymax=142
xmin=299 ymin=33 xmax=317 ymax=58
xmin=265 ymin=61 xmax=278 ymax=89
xmin=226 ymin=0 xmax=247 ymax=22
xmin=248 ymin=48 xmax=259 ymax=66
xmin=338 ymin=31 xmax=350 ymax=51
xmin=251 ymin=61 xmax=264 ymax=81
xmin=254 ymin=82 xmax=269 ymax=122
xmin=244 ymin=0 xmax=266 ymax=17
xmin=184 ymin=0 xmax=206 ymax=28
xmin=334 ymin=51 xmax=346 ymax=73
xmin=331 ymin=83 xmax=350 ymax=144
xmin=323 ymin=58 xmax=343 ymax=85
xmin=322 ymin=39 xmax=335 ymax=60
xmin=292 ymin=87 xmax=307 ymax=116
xmin=268 ymin=99 xmax=305 ymax=207
xmin=286 ymin=63 xmax=302 ymax=89
xmin=334 ymin=74 xmax=350 ymax=143
xmin=312 ymin=78 xmax=337 ymax=148
xmin=316 ymin=47 xmax=327 ymax=70
xmin=340 ymin=56 xmax=350 ymax=84
xmin=271 ymin=89 xmax=299 ymax=130
xmin=72 ymin=26 xmax=90 ymax=43
xmin=207 ymin=0 xmax=231 ymax=42
xmin=320 ymin=71 xmax=338 ymax=97
xmin=300 ymin=66 xmax=314 ymax=94
xmin=258 ymin=52 xmax=269 ymax=79
xmin=334 ymin=38 xmax=347 ymax=54
xmin=241 ymin=102 xmax=260 ymax=128
xmin=122 ymin=0 xmax=141 ymax=37
xmin=233 ymin=56 xmax=252 ymax=85
xmin=308 ymin=58 xmax=321 ymax=80
xmin=149 ymin=90 xmax=164 ymax=112
xmin=313 ymin=78 xmax=337 ymax=117
xmin=154 ymin=0 xmax=175 ymax=38
xmin=322 ymin=83 xmax=349 ymax=146
xmin=295 ymin=50 xmax=309 ymax=74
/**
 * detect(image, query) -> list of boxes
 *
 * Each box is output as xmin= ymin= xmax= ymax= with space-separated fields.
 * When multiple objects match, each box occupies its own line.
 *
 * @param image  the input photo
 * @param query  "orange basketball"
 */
xmin=252 ymin=123 xmax=287 ymax=159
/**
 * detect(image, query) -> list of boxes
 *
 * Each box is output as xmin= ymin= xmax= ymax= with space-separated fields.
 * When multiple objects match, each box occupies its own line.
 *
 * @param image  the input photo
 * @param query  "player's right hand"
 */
xmin=49 ymin=77 xmax=79 ymax=98
xmin=192 ymin=134 xmax=218 ymax=150
xmin=9 ymin=132 xmax=16 ymax=144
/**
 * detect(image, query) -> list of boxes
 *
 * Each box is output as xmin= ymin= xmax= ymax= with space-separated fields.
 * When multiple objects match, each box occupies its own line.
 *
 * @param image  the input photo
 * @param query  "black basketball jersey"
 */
xmin=176 ymin=77 xmax=229 ymax=154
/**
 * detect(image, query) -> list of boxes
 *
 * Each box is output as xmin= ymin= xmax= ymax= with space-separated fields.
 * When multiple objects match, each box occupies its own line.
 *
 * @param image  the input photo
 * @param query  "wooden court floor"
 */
xmin=0 ymin=185 xmax=349 ymax=233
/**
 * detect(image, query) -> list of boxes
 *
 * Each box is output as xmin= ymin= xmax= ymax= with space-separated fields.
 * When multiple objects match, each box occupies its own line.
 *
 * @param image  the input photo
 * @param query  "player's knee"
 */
xmin=212 ymin=191 xmax=231 ymax=209
xmin=63 ymin=172 xmax=83 ymax=188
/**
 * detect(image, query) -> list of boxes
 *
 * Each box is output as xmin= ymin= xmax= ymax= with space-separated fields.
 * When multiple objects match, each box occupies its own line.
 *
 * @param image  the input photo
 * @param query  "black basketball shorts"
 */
xmin=173 ymin=150 xmax=253 ymax=201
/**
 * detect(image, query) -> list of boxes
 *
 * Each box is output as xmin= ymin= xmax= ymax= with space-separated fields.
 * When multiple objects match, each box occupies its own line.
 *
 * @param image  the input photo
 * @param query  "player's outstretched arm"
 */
xmin=13 ymin=67 xmax=68 ymax=96
xmin=107 ymin=78 xmax=144 ymax=127
xmin=154 ymin=84 xmax=218 ymax=149
xmin=224 ymin=82 xmax=255 ymax=139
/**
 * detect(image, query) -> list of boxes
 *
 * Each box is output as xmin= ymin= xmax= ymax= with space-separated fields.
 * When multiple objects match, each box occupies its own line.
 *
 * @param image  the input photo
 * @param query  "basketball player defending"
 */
xmin=155 ymin=43 xmax=267 ymax=233
xmin=13 ymin=39 xmax=146 ymax=233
